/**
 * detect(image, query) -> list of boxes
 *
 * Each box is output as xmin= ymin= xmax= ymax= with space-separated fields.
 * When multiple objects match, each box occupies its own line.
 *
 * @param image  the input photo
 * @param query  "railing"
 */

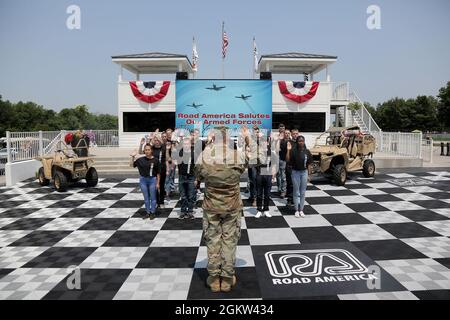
xmin=331 ymin=82 xmax=349 ymax=101
xmin=0 ymin=158 xmax=5 ymax=176
xmin=3 ymin=129 xmax=119 ymax=164
xmin=372 ymin=131 xmax=423 ymax=158
xmin=5 ymin=131 xmax=51 ymax=163
xmin=349 ymin=92 xmax=382 ymax=133
xmin=87 ymin=130 xmax=119 ymax=147
xmin=43 ymin=131 xmax=64 ymax=154
xmin=421 ymin=138 xmax=434 ymax=163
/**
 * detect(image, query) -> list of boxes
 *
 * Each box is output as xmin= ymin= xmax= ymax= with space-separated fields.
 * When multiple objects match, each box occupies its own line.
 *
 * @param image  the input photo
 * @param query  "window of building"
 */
xmin=123 ymin=112 xmax=176 ymax=132
xmin=272 ymin=112 xmax=326 ymax=132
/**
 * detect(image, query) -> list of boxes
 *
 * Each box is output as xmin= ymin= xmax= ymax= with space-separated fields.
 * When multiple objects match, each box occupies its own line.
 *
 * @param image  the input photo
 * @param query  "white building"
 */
xmin=112 ymin=51 xmax=380 ymax=148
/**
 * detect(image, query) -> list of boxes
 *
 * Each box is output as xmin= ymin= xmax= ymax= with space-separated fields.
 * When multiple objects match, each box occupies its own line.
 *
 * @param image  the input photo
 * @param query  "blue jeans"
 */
xmin=140 ymin=176 xmax=157 ymax=214
xmin=165 ymin=165 xmax=176 ymax=193
xmin=277 ymin=160 xmax=287 ymax=193
xmin=292 ymin=169 xmax=308 ymax=212
xmin=179 ymin=175 xmax=196 ymax=213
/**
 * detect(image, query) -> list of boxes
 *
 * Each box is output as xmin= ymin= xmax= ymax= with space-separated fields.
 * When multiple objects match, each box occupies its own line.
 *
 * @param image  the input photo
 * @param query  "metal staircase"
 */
xmin=335 ymin=91 xmax=382 ymax=135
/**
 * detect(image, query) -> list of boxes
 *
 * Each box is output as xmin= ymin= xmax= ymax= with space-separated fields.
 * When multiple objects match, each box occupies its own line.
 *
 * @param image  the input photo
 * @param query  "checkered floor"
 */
xmin=0 ymin=169 xmax=450 ymax=300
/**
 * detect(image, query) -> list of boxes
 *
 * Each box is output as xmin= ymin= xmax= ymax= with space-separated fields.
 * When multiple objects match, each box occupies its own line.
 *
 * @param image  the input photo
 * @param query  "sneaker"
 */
xmin=299 ymin=211 xmax=306 ymax=218
xmin=178 ymin=213 xmax=187 ymax=220
xmin=187 ymin=212 xmax=195 ymax=219
xmin=149 ymin=213 xmax=156 ymax=220
xmin=294 ymin=211 xmax=300 ymax=218
xmin=265 ymin=211 xmax=272 ymax=218
xmin=255 ymin=211 xmax=263 ymax=218
xmin=143 ymin=212 xmax=151 ymax=220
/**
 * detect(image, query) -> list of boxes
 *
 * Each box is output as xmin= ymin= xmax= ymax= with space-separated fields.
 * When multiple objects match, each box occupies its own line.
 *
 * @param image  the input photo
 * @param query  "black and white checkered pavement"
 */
xmin=0 ymin=169 xmax=449 ymax=300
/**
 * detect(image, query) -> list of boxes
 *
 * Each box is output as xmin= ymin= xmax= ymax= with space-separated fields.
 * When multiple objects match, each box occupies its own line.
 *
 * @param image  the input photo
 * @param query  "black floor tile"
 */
xmin=352 ymin=239 xmax=427 ymax=260
xmin=396 ymin=210 xmax=450 ymax=222
xmin=378 ymin=222 xmax=441 ymax=238
xmin=79 ymin=218 xmax=127 ymax=231
xmin=161 ymin=218 xmax=202 ymax=230
xmin=43 ymin=268 xmax=132 ymax=300
xmin=23 ymin=247 xmax=96 ymax=268
xmin=9 ymin=230 xmax=72 ymax=246
xmin=1 ymin=218 xmax=54 ymax=230
xmin=292 ymin=226 xmax=349 ymax=244
xmin=245 ymin=216 xmax=290 ymax=229
xmin=102 ymin=231 xmax=158 ymax=247
xmin=323 ymin=213 xmax=372 ymax=226
xmin=136 ymin=247 xmax=199 ymax=268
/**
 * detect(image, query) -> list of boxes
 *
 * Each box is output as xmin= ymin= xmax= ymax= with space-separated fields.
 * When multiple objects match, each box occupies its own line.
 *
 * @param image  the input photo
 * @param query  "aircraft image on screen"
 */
xmin=176 ymin=79 xmax=272 ymax=133
xmin=186 ymin=102 xmax=203 ymax=110
xmin=235 ymin=94 xmax=252 ymax=100
xmin=205 ymin=84 xmax=226 ymax=91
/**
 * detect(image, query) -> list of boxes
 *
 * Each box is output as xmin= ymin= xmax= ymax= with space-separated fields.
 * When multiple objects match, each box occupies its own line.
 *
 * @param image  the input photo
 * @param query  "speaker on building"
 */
xmin=260 ymin=72 xmax=272 ymax=80
xmin=176 ymin=72 xmax=189 ymax=80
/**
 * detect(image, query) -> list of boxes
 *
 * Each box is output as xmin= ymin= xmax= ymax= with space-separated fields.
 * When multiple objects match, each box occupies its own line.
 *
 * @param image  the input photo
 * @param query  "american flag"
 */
xmin=222 ymin=23 xmax=229 ymax=59
xmin=192 ymin=37 xmax=198 ymax=72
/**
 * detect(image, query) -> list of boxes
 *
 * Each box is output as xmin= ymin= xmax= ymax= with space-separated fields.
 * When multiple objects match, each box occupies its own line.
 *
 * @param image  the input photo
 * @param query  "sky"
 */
xmin=0 ymin=0 xmax=449 ymax=115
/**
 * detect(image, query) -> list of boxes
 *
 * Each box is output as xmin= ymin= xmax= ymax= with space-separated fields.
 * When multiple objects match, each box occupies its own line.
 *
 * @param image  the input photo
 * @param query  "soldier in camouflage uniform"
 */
xmin=194 ymin=126 xmax=251 ymax=292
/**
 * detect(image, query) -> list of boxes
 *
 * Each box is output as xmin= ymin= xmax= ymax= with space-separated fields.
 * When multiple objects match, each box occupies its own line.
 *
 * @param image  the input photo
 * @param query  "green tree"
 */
xmin=437 ymin=81 xmax=450 ymax=130
xmin=375 ymin=98 xmax=414 ymax=131
xmin=413 ymin=95 xmax=439 ymax=132
xmin=0 ymin=96 xmax=117 ymax=136
xmin=90 ymin=114 xmax=118 ymax=130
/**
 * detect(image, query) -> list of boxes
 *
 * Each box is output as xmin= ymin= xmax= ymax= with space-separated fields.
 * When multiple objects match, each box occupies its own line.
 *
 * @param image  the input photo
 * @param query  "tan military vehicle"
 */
xmin=36 ymin=139 xmax=98 ymax=192
xmin=309 ymin=126 xmax=376 ymax=186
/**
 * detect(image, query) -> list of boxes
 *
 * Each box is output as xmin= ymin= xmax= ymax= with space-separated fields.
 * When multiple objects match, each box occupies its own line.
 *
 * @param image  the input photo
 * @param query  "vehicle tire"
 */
xmin=362 ymin=159 xmax=376 ymax=178
xmin=86 ymin=167 xmax=98 ymax=187
xmin=38 ymin=167 xmax=50 ymax=186
xmin=333 ymin=164 xmax=347 ymax=186
xmin=53 ymin=171 xmax=68 ymax=192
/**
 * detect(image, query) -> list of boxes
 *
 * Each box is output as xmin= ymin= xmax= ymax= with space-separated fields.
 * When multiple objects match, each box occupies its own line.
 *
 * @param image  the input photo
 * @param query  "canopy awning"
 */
xmin=258 ymin=52 xmax=337 ymax=75
xmin=112 ymin=52 xmax=194 ymax=74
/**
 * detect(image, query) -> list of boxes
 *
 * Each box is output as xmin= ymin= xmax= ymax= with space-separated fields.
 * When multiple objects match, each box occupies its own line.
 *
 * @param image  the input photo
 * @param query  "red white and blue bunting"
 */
xmin=278 ymin=81 xmax=319 ymax=104
xmin=129 ymin=81 xmax=170 ymax=104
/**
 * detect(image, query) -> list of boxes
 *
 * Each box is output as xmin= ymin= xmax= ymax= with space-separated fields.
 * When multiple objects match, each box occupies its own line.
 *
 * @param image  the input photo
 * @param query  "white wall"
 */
xmin=5 ymin=160 xmax=41 ymax=186
xmin=118 ymin=81 xmax=176 ymax=147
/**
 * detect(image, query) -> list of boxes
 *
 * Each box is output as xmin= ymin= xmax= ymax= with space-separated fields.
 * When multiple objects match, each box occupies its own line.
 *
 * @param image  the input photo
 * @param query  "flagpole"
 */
xmin=192 ymin=36 xmax=195 ymax=79
xmin=252 ymin=37 xmax=255 ymax=79
xmin=221 ymin=21 xmax=224 ymax=79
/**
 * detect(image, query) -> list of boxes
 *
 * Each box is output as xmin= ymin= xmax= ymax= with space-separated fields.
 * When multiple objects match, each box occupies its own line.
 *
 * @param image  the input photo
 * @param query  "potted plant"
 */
xmin=347 ymin=102 xmax=362 ymax=112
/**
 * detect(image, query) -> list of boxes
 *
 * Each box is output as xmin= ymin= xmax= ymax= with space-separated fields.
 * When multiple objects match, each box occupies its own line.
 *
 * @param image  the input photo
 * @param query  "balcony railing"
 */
xmin=331 ymin=82 xmax=349 ymax=101
xmin=3 ymin=130 xmax=119 ymax=164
